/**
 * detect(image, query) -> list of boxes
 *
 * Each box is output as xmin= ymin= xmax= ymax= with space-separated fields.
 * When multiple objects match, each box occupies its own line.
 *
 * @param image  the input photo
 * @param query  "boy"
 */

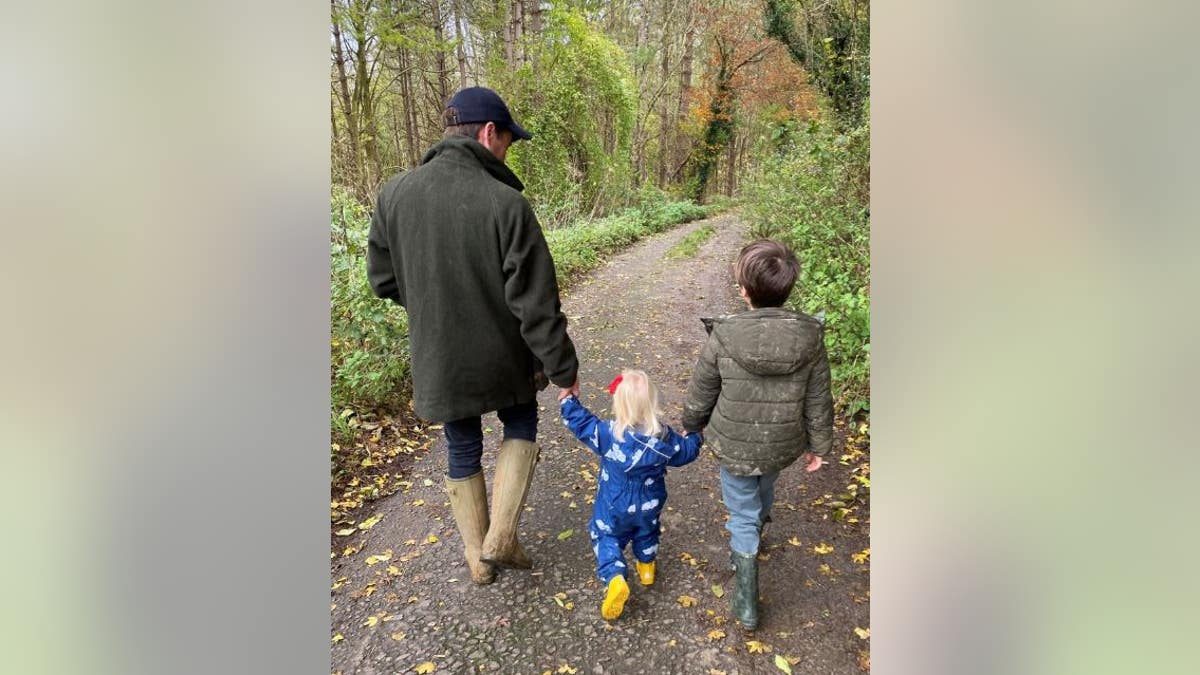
xmin=682 ymin=239 xmax=834 ymax=631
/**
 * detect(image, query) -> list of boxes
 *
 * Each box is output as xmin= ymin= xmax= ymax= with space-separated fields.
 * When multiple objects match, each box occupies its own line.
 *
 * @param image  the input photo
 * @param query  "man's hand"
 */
xmin=558 ymin=377 xmax=580 ymax=401
xmin=800 ymin=452 xmax=824 ymax=472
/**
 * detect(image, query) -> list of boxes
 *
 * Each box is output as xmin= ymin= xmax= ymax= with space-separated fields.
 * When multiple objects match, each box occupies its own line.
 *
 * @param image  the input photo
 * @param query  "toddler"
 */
xmin=559 ymin=369 xmax=702 ymax=619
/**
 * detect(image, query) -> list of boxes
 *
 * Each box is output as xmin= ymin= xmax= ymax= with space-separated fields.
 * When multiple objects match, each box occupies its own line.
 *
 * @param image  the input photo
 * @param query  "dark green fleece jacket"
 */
xmin=366 ymin=136 xmax=578 ymax=422
xmin=681 ymin=307 xmax=834 ymax=475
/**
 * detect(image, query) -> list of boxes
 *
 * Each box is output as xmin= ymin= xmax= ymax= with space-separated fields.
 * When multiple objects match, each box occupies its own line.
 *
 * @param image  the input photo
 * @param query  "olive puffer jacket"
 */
xmin=681 ymin=307 xmax=834 ymax=476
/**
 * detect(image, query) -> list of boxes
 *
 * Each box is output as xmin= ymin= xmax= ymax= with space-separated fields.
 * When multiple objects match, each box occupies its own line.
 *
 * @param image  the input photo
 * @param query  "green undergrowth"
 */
xmin=665 ymin=224 xmax=716 ymax=260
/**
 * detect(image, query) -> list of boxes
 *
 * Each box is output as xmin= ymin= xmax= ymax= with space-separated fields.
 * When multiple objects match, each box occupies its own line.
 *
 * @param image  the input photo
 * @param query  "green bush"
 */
xmin=742 ymin=117 xmax=870 ymax=417
xmin=330 ymin=189 xmax=411 ymax=416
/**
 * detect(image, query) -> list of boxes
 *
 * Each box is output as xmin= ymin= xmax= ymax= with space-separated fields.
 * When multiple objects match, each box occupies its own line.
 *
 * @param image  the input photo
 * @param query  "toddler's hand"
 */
xmin=801 ymin=452 xmax=824 ymax=472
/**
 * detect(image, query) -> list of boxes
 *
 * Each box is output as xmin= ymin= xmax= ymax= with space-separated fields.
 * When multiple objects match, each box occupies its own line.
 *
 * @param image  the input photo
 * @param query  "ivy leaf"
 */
xmin=774 ymin=654 xmax=793 ymax=674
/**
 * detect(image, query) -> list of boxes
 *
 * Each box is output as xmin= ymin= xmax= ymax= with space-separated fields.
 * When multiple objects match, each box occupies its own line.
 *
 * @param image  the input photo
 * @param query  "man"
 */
xmin=367 ymin=87 xmax=579 ymax=585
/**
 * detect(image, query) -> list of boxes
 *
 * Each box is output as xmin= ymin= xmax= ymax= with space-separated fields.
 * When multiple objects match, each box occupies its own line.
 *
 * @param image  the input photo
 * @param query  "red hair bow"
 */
xmin=607 ymin=374 xmax=623 ymax=395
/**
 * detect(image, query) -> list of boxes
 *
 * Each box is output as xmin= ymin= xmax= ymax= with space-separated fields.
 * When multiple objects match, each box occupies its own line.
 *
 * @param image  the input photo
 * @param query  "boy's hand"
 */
xmin=801 ymin=452 xmax=824 ymax=472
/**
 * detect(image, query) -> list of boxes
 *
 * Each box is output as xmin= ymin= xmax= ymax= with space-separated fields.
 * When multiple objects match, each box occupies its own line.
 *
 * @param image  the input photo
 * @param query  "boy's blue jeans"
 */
xmin=719 ymin=466 xmax=779 ymax=556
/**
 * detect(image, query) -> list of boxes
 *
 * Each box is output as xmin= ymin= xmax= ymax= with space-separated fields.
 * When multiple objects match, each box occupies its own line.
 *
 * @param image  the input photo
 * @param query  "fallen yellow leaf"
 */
xmin=365 ymin=550 xmax=393 ymax=565
xmin=426 ymin=534 xmax=438 ymax=544
xmin=708 ymin=629 xmax=726 ymax=641
xmin=363 ymin=615 xmax=379 ymax=627
xmin=813 ymin=543 xmax=834 ymax=555
xmin=557 ymin=665 xmax=578 ymax=674
xmin=358 ymin=514 xmax=383 ymax=530
xmin=851 ymin=548 xmax=871 ymax=564
xmin=390 ymin=632 xmax=406 ymax=641
xmin=746 ymin=640 xmax=772 ymax=653
xmin=712 ymin=584 xmax=725 ymax=598
xmin=854 ymin=627 xmax=870 ymax=640
xmin=678 ymin=595 xmax=698 ymax=607
xmin=788 ymin=537 xmax=802 ymax=546
xmin=411 ymin=499 xmax=425 ymax=506
xmin=387 ymin=565 xmax=401 ymax=576
xmin=331 ymin=634 xmax=344 ymax=643
xmin=774 ymin=654 xmax=793 ymax=674
xmin=335 ymin=528 xmax=357 ymax=537
xmin=414 ymin=662 xmax=435 ymax=674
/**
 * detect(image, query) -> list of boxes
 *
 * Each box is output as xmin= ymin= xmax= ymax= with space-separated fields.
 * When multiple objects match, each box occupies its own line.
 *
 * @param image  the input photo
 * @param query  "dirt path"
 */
xmin=331 ymin=213 xmax=870 ymax=675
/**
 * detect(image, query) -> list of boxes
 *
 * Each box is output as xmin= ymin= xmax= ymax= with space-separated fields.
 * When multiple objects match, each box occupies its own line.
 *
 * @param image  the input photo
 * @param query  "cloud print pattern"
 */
xmin=560 ymin=396 xmax=702 ymax=582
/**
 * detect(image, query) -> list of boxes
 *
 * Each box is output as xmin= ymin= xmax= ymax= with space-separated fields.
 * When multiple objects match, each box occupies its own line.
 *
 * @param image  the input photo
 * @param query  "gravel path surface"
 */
xmin=331 ymin=213 xmax=870 ymax=675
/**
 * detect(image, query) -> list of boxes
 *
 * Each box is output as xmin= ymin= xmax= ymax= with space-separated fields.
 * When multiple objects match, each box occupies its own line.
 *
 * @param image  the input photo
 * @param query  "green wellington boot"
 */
xmin=731 ymin=551 xmax=759 ymax=631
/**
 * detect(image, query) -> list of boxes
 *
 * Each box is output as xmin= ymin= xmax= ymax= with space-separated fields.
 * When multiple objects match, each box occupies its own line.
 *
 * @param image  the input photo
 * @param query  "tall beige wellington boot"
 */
xmin=444 ymin=472 xmax=495 ymax=584
xmin=480 ymin=439 xmax=539 ymax=569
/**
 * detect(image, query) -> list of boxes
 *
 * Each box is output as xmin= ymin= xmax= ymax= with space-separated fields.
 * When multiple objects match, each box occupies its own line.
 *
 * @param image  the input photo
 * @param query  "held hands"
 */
xmin=557 ymin=377 xmax=581 ymax=401
xmin=800 ymin=452 xmax=825 ymax=472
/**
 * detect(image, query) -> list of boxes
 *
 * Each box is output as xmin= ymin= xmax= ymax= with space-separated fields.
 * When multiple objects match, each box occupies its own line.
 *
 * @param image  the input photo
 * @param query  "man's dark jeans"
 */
xmin=443 ymin=401 xmax=538 ymax=479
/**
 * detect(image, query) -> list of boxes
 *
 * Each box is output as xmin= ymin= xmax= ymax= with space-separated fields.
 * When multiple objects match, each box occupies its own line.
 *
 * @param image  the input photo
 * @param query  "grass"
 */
xmin=664 ymin=224 xmax=716 ymax=259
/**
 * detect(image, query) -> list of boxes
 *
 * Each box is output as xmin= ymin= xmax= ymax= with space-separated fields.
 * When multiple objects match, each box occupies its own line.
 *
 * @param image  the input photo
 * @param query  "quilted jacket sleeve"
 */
xmin=682 ymin=331 xmax=721 ymax=432
xmin=804 ymin=338 xmax=835 ymax=456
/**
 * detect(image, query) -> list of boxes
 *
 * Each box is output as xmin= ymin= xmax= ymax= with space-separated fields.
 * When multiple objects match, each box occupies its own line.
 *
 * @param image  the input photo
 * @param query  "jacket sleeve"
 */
xmin=664 ymin=428 xmax=703 ymax=467
xmin=501 ymin=200 xmax=578 ymax=387
xmin=805 ymin=338 xmax=835 ymax=456
xmin=681 ymin=332 xmax=721 ymax=432
xmin=560 ymin=396 xmax=609 ymax=456
xmin=366 ymin=190 xmax=405 ymax=307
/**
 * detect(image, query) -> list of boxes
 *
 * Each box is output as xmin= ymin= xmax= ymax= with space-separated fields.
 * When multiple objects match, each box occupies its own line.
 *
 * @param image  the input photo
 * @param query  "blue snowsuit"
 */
xmin=560 ymin=396 xmax=703 ymax=582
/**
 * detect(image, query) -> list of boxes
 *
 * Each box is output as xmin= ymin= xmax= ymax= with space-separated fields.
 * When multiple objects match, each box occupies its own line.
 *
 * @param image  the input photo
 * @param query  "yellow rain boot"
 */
xmin=635 ymin=560 xmax=656 ymax=586
xmin=480 ymin=439 xmax=539 ymax=569
xmin=601 ymin=575 xmax=630 ymax=620
xmin=444 ymin=472 xmax=495 ymax=585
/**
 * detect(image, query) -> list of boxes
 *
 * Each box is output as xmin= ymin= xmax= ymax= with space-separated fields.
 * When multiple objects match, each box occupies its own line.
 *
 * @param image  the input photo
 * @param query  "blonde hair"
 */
xmin=611 ymin=369 xmax=662 ymax=441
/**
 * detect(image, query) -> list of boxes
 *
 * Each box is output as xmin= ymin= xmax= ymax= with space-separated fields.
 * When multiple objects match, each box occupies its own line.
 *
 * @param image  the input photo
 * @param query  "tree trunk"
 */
xmin=725 ymin=125 xmax=737 ymax=196
xmin=430 ymin=0 xmax=450 ymax=105
xmin=657 ymin=29 xmax=671 ymax=188
xmin=676 ymin=24 xmax=694 ymax=175
xmin=509 ymin=0 xmax=522 ymax=67
xmin=331 ymin=5 xmax=361 ymax=191
xmin=452 ymin=0 xmax=469 ymax=87
xmin=398 ymin=47 xmax=420 ymax=168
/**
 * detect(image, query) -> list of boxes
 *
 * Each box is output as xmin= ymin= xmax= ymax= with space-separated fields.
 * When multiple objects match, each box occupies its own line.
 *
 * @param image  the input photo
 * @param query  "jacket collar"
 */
xmin=421 ymin=136 xmax=525 ymax=192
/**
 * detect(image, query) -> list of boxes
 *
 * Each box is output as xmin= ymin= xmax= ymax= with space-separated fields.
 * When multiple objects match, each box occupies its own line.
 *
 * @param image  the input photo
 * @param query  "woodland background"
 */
xmin=330 ymin=0 xmax=870 ymax=461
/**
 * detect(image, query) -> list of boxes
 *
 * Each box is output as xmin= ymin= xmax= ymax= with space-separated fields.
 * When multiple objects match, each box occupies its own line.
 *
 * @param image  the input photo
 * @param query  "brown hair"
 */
xmin=734 ymin=239 xmax=800 ymax=307
xmin=442 ymin=106 xmax=487 ymax=140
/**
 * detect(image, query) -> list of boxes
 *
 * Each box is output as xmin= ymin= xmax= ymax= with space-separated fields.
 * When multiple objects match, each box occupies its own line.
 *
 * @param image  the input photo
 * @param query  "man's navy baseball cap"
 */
xmin=444 ymin=87 xmax=533 ymax=141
